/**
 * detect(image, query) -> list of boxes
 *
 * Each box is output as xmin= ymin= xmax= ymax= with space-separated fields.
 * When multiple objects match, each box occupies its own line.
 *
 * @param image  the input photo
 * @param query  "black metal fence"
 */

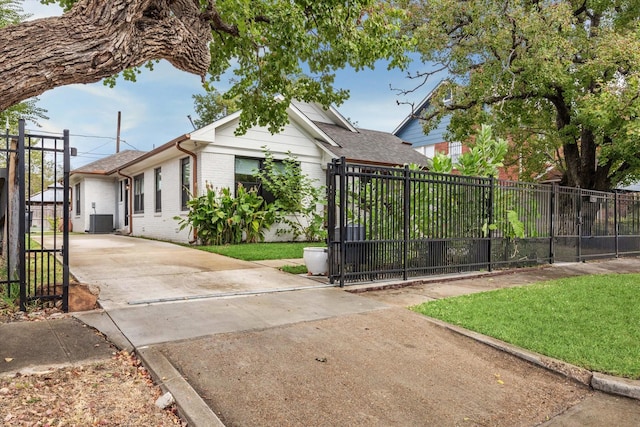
xmin=326 ymin=158 xmax=640 ymax=286
xmin=1 ymin=120 xmax=71 ymax=311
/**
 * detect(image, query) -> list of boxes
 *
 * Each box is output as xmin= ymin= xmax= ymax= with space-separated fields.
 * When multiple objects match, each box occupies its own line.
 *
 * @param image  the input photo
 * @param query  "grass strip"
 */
xmin=412 ymin=274 xmax=640 ymax=379
xmin=196 ymin=241 xmax=325 ymax=261
xmin=279 ymin=265 xmax=308 ymax=275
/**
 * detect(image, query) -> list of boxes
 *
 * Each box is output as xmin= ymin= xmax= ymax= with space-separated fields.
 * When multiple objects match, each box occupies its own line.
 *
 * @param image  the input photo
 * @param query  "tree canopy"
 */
xmin=0 ymin=0 xmax=47 ymax=129
xmin=404 ymin=0 xmax=640 ymax=190
xmin=0 ymin=0 xmax=410 ymax=134
xmin=191 ymin=88 xmax=240 ymax=129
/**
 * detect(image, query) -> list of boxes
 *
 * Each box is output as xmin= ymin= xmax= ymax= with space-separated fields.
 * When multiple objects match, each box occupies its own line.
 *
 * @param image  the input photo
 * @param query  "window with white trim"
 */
xmin=133 ymin=174 xmax=144 ymax=213
xmin=449 ymin=141 xmax=462 ymax=163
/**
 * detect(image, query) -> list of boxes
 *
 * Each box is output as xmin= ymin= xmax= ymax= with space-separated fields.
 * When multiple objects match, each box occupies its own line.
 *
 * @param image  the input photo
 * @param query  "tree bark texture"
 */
xmin=0 ymin=0 xmax=215 ymax=112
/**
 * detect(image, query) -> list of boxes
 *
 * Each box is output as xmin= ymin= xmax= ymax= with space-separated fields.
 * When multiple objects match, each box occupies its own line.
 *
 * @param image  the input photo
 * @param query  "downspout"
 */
xmin=117 ymin=170 xmax=134 ymax=235
xmin=175 ymin=138 xmax=198 ymax=243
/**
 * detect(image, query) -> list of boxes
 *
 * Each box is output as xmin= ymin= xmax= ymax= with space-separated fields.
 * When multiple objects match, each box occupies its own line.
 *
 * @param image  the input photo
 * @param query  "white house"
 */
xmin=69 ymin=101 xmax=429 ymax=243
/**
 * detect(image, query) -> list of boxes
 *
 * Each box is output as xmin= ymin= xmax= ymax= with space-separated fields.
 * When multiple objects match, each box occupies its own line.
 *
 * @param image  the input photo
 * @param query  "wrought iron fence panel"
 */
xmin=327 ymin=158 xmax=640 ymax=285
xmin=1 ymin=120 xmax=70 ymax=311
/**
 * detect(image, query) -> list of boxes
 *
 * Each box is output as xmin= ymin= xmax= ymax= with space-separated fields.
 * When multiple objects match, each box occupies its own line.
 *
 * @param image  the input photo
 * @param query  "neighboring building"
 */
xmin=28 ymin=184 xmax=66 ymax=231
xmin=69 ymin=101 xmax=429 ymax=243
xmin=393 ymin=80 xmax=454 ymax=159
xmin=393 ymin=82 xmax=519 ymax=180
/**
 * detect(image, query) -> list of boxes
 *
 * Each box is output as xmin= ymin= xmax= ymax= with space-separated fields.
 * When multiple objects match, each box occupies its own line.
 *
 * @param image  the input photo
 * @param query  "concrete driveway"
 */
xmin=63 ymin=234 xmax=640 ymax=426
xmin=64 ymin=234 xmax=327 ymax=310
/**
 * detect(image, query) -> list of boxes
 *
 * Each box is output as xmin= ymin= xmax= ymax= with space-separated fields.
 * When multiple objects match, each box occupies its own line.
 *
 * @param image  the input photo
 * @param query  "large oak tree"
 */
xmin=1 ymin=0 xmax=409 ymax=133
xmin=0 ymin=0 xmax=48 ymax=128
xmin=404 ymin=0 xmax=640 ymax=190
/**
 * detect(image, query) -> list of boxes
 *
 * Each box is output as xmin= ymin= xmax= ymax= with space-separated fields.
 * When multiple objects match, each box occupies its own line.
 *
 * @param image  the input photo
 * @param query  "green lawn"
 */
xmin=196 ymin=241 xmax=325 ymax=261
xmin=412 ymin=274 xmax=640 ymax=379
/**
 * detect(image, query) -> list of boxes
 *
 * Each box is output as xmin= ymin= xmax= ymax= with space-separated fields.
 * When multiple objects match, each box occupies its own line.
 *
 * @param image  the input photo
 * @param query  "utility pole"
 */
xmin=116 ymin=111 xmax=121 ymax=153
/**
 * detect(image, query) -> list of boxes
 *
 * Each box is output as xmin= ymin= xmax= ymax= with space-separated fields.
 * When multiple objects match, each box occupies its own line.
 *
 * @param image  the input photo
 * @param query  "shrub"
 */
xmin=256 ymin=149 xmax=327 ymax=242
xmin=175 ymin=183 xmax=277 ymax=245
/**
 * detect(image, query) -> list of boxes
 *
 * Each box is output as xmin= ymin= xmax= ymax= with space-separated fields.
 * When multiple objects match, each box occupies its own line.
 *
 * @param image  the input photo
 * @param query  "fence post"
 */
xmin=326 ymin=159 xmax=334 ymax=283
xmin=17 ymin=120 xmax=26 ymax=311
xmin=403 ymin=165 xmax=410 ymax=281
xmin=550 ymin=184 xmax=556 ymax=264
xmin=614 ymin=192 xmax=619 ymax=258
xmin=62 ymin=129 xmax=71 ymax=312
xmin=487 ymin=177 xmax=494 ymax=272
xmin=577 ymin=188 xmax=583 ymax=262
xmin=338 ymin=157 xmax=347 ymax=287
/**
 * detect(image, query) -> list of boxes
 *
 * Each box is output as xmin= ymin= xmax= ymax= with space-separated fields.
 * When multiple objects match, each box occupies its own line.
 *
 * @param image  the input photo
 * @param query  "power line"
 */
xmin=26 ymin=128 xmax=140 ymax=151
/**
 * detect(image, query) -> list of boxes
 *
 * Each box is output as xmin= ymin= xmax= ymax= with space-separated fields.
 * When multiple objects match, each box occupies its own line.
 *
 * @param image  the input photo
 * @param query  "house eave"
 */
xmin=114 ymin=134 xmax=190 ymax=174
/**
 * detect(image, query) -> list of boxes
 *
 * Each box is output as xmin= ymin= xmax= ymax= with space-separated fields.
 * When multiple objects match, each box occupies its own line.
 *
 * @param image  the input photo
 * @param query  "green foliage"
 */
xmin=176 ymin=183 xmax=277 ymax=245
xmin=430 ymin=124 xmax=507 ymax=178
xmin=46 ymin=215 xmax=61 ymax=232
xmin=255 ymin=148 xmax=327 ymax=242
xmin=405 ymin=0 xmax=640 ymax=190
xmin=43 ymin=0 xmax=411 ymax=135
xmin=413 ymin=274 xmax=640 ymax=379
xmin=0 ymin=0 xmax=24 ymax=27
xmin=428 ymin=124 xmax=535 ymax=249
xmin=192 ymin=87 xmax=240 ymax=128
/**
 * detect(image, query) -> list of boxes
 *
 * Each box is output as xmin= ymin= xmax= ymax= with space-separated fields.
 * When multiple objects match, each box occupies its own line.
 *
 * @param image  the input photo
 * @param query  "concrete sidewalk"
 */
xmin=0 ymin=317 xmax=115 ymax=377
xmin=6 ymin=235 xmax=640 ymax=426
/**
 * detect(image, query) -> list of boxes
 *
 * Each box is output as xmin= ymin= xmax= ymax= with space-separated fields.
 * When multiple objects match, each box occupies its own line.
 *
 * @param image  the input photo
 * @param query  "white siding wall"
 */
xmin=72 ymin=177 xmax=117 ymax=233
xmin=127 ymin=156 xmax=193 ymax=243
xmin=196 ymin=119 xmax=327 ymax=242
xmin=200 ymin=151 xmax=235 ymax=192
xmin=81 ymin=108 xmax=333 ymax=244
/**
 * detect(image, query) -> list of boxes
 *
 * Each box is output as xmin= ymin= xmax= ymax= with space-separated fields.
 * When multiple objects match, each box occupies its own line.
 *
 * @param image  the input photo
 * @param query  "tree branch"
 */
xmin=0 ymin=0 xmax=215 ymax=112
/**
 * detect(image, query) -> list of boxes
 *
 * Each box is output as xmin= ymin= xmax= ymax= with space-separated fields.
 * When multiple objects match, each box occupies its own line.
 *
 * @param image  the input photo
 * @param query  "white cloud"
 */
xmin=22 ymin=0 xmax=62 ymax=20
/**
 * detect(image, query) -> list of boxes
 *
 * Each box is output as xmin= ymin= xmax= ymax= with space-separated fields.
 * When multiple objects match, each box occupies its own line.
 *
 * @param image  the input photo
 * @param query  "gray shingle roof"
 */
xmin=71 ymin=150 xmax=147 ymax=175
xmin=313 ymin=122 xmax=430 ymax=166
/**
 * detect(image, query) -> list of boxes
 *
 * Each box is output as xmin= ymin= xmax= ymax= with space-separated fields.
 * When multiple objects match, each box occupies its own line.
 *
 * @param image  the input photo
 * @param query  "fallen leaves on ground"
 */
xmin=0 ymin=351 xmax=186 ymax=426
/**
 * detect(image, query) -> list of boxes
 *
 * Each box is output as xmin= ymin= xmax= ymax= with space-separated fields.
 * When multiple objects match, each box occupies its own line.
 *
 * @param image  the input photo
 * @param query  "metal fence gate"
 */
xmin=327 ymin=158 xmax=640 ymax=286
xmin=1 ymin=120 xmax=71 ymax=311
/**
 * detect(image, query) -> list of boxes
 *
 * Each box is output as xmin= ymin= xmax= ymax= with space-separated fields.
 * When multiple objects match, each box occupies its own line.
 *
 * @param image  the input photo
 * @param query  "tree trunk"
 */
xmin=4 ymin=140 xmax=20 ymax=279
xmin=0 ymin=0 xmax=215 ymax=112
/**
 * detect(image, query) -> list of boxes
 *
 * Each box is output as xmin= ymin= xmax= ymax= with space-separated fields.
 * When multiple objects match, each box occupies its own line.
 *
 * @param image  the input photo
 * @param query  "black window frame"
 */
xmin=154 ymin=167 xmax=162 ymax=213
xmin=181 ymin=157 xmax=190 ymax=211
xmin=74 ymin=183 xmax=80 ymax=215
xmin=234 ymin=156 xmax=287 ymax=204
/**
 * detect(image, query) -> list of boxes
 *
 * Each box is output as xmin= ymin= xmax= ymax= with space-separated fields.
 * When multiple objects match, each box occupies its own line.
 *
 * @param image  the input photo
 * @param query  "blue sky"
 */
xmin=21 ymin=1 xmax=440 ymax=168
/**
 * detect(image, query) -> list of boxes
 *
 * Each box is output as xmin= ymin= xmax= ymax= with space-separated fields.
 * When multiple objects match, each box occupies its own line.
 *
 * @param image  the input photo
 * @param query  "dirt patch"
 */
xmin=0 ymin=304 xmax=184 ymax=426
xmin=0 ymin=350 xmax=185 ymax=426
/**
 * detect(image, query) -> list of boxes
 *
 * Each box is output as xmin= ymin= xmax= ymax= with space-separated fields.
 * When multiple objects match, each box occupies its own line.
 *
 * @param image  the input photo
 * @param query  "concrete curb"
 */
xmin=421 ymin=316 xmax=640 ymax=401
xmin=137 ymin=346 xmax=224 ymax=427
xmin=592 ymin=373 xmax=640 ymax=400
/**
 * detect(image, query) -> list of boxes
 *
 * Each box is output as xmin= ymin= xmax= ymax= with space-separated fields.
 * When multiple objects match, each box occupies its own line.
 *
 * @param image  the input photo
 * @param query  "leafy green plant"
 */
xmin=175 ymin=182 xmax=277 ymax=245
xmin=46 ymin=215 xmax=60 ymax=232
xmin=255 ymin=148 xmax=327 ymax=242
xmin=430 ymin=124 xmax=507 ymax=179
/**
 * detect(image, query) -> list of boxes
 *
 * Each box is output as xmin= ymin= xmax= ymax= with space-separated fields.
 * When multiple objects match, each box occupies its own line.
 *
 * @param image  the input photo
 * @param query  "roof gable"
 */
xmin=393 ymin=80 xmax=452 ymax=148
